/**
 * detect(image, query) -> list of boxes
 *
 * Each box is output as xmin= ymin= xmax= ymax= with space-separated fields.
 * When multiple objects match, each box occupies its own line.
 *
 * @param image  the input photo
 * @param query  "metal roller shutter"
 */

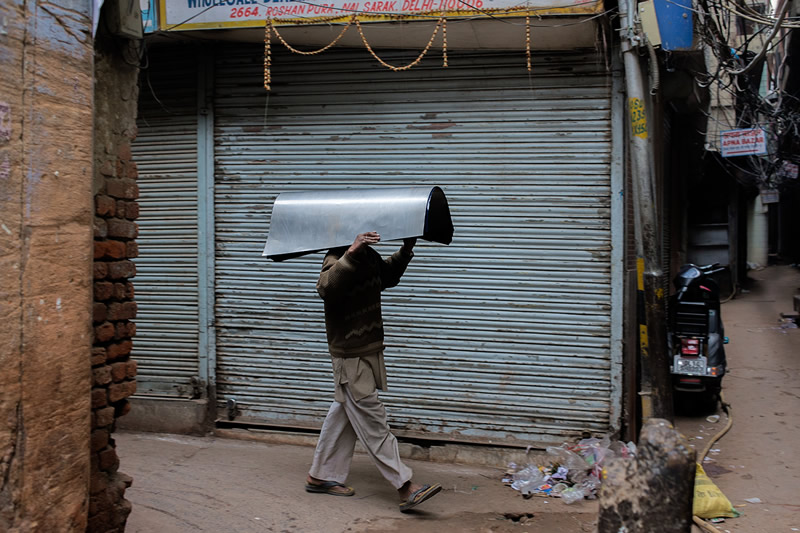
xmin=132 ymin=50 xmax=201 ymax=398
xmin=213 ymin=46 xmax=618 ymax=446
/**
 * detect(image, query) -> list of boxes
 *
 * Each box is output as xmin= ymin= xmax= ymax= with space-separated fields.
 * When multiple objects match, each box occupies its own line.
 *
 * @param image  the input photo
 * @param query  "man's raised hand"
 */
xmin=348 ymin=232 xmax=380 ymax=255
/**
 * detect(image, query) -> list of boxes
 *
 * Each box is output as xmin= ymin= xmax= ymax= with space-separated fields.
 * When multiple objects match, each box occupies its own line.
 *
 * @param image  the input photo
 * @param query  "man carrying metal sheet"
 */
xmin=305 ymin=231 xmax=442 ymax=512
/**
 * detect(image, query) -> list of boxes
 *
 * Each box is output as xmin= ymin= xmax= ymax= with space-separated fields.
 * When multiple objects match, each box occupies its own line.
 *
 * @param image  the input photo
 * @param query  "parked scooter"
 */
xmin=668 ymin=263 xmax=729 ymax=412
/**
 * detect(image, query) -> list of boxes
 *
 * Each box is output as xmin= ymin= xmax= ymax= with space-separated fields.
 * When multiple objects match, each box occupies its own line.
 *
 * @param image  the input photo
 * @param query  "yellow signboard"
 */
xmin=158 ymin=0 xmax=604 ymax=29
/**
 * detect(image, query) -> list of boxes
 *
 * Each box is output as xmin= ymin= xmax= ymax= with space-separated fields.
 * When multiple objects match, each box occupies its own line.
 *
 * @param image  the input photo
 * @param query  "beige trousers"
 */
xmin=309 ymin=384 xmax=413 ymax=489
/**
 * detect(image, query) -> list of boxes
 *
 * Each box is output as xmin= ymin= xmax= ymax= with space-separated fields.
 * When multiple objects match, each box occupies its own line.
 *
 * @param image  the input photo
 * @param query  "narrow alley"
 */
xmin=119 ymin=265 xmax=800 ymax=532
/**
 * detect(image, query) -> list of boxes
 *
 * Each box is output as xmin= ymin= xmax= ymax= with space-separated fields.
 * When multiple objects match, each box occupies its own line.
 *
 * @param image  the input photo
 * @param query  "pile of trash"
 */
xmin=504 ymin=437 xmax=636 ymax=503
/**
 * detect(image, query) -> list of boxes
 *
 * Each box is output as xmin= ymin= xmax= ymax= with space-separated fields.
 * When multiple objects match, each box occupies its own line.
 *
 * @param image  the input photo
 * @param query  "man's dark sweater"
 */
xmin=316 ymin=245 xmax=413 ymax=401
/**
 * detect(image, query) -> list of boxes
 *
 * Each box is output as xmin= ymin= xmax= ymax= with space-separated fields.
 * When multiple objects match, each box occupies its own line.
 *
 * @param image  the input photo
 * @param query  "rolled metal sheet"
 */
xmin=263 ymin=186 xmax=454 ymax=261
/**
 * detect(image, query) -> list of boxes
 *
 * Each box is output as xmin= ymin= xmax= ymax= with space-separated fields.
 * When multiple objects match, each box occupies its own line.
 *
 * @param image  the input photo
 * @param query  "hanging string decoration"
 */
xmin=355 ymin=14 xmax=447 ymax=72
xmin=260 ymin=6 xmax=599 ymax=91
xmin=526 ymin=15 xmax=531 ymax=72
xmin=264 ymin=21 xmax=272 ymax=91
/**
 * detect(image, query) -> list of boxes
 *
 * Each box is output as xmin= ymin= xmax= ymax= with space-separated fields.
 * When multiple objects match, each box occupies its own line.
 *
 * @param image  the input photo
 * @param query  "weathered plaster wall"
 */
xmin=0 ymin=1 xmax=94 ymax=532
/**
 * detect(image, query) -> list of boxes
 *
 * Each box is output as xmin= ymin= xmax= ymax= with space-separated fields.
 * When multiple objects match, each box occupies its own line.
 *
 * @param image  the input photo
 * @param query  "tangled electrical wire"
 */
xmin=690 ymin=0 xmax=800 ymax=189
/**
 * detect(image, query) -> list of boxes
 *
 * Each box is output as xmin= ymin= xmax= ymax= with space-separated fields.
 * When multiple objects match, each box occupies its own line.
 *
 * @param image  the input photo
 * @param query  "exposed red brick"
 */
xmin=125 ymin=241 xmax=138 ymax=258
xmin=94 ymin=281 xmax=114 ymax=301
xmin=94 ymin=217 xmax=108 ymax=239
xmin=94 ymin=322 xmax=115 ymax=343
xmin=126 ymin=360 xmax=138 ymax=379
xmin=99 ymin=446 xmax=119 ymax=472
xmin=124 ymin=282 xmax=134 ymax=299
xmin=93 ymin=302 xmax=107 ymax=324
xmin=107 ymin=260 xmax=136 ymax=280
xmin=108 ymin=381 xmax=136 ymax=403
xmin=106 ymin=219 xmax=138 ymax=240
xmin=107 ymin=340 xmax=133 ymax=360
xmin=107 ymin=302 xmax=137 ymax=321
xmin=106 ymin=178 xmax=138 ymax=200
xmin=112 ymin=282 xmax=128 ymax=300
xmin=93 ymin=366 xmax=112 ymax=386
xmin=91 ymin=429 xmax=110 ymax=453
xmin=95 ymin=194 xmax=116 ymax=216
xmin=102 ymin=240 xmax=127 ymax=259
xmin=91 ymin=347 xmax=107 ymax=366
xmin=114 ymin=321 xmax=135 ymax=340
xmin=93 ymin=241 xmax=105 ymax=260
xmin=117 ymin=400 xmax=132 ymax=418
xmin=110 ymin=362 xmax=127 ymax=383
xmin=90 ymin=473 xmax=109 ymax=496
xmin=89 ymin=492 xmax=112 ymax=517
xmin=91 ymin=388 xmax=108 ymax=409
xmin=119 ymin=201 xmax=139 ymax=220
xmin=95 ymin=407 xmax=115 ymax=428
xmin=99 ymin=159 xmax=116 ymax=178
xmin=127 ymin=161 xmax=138 ymax=179
xmin=118 ymin=141 xmax=132 ymax=162
xmin=93 ymin=262 xmax=108 ymax=280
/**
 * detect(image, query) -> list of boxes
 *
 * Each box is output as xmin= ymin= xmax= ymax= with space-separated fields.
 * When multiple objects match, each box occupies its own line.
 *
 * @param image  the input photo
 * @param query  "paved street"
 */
xmin=674 ymin=264 xmax=800 ymax=533
xmin=119 ymin=265 xmax=800 ymax=533
xmin=118 ymin=431 xmax=598 ymax=533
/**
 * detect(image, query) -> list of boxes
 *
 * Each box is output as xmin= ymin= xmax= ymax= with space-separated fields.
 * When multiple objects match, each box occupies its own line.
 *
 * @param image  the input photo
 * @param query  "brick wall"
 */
xmin=88 ymin=31 xmax=141 ymax=533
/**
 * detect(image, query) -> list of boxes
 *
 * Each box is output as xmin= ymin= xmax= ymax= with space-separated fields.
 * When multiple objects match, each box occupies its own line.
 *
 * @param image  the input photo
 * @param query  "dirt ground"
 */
xmin=674 ymin=264 xmax=800 ymax=533
xmin=118 ymin=431 xmax=598 ymax=533
xmin=119 ymin=265 xmax=800 ymax=533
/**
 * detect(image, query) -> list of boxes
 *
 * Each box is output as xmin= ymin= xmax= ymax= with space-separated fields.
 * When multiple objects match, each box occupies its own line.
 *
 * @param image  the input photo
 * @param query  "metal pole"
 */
xmin=620 ymin=0 xmax=673 ymax=421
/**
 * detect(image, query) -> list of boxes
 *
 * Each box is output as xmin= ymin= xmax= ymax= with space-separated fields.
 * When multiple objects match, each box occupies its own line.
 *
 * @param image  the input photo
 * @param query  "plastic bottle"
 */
xmin=511 ymin=466 xmax=544 ymax=494
xmin=560 ymin=486 xmax=585 ymax=504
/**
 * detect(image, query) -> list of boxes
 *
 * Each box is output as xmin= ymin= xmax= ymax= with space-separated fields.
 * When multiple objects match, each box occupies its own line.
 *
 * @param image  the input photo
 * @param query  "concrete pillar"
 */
xmin=747 ymin=194 xmax=769 ymax=268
